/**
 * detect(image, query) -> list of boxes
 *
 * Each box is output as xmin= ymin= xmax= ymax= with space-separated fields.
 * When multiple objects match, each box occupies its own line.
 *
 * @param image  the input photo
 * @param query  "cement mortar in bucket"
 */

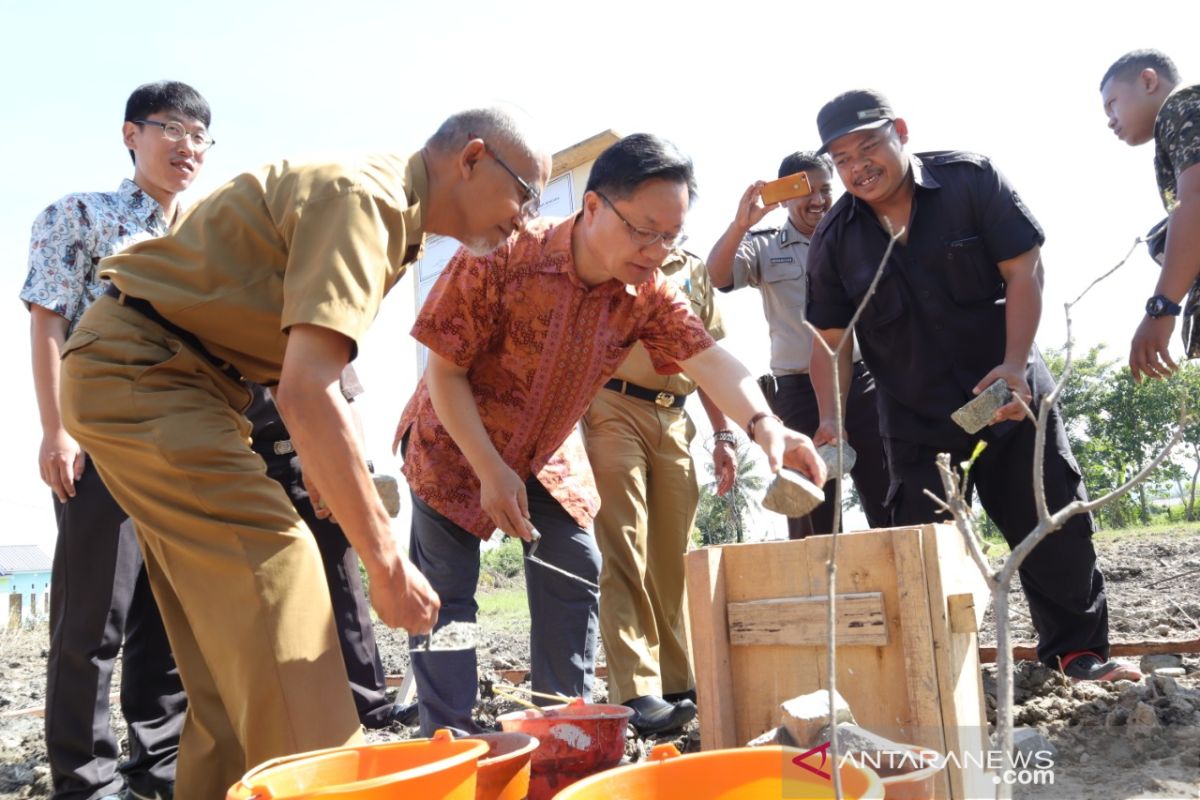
xmin=555 ymin=743 xmax=885 ymax=799
xmin=225 ymin=729 xmax=488 ymax=799
xmin=496 ymin=698 xmax=634 ymax=800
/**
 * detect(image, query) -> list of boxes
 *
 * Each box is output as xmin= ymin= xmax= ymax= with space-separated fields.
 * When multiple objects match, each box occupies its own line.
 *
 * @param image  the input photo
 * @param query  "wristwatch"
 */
xmin=1145 ymin=294 xmax=1182 ymax=318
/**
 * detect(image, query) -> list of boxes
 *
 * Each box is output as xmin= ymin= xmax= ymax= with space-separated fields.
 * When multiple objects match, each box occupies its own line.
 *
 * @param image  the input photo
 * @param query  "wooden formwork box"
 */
xmin=686 ymin=524 xmax=994 ymax=800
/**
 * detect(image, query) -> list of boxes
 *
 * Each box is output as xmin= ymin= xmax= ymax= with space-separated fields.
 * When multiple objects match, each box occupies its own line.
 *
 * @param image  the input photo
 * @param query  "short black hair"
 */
xmin=124 ymin=81 xmax=211 ymax=165
xmin=1100 ymin=49 xmax=1180 ymax=91
xmin=777 ymin=151 xmax=833 ymax=179
xmin=586 ymin=133 xmax=697 ymax=205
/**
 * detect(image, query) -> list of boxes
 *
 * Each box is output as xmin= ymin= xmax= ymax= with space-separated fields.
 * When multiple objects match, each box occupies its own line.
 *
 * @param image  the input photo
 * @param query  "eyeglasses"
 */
xmin=133 ymin=119 xmax=216 ymax=152
xmin=595 ymin=192 xmax=687 ymax=250
xmin=483 ymin=143 xmax=541 ymax=221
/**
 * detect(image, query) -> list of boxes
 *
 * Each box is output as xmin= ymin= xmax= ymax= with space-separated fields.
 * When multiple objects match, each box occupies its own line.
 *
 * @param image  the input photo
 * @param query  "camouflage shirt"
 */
xmin=1154 ymin=83 xmax=1200 ymax=212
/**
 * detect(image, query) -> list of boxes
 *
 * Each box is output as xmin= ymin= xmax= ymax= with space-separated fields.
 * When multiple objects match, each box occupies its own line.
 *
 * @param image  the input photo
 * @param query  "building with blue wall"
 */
xmin=1 ymin=545 xmax=52 ymax=626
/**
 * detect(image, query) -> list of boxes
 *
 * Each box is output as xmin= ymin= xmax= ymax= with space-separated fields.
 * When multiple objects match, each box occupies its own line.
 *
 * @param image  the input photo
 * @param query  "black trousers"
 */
xmin=883 ymin=404 xmax=1109 ymax=665
xmin=46 ymin=459 xmax=184 ymax=800
xmin=258 ymin=447 xmax=392 ymax=728
xmin=407 ymin=479 xmax=600 ymax=737
xmin=769 ymin=362 xmax=891 ymax=538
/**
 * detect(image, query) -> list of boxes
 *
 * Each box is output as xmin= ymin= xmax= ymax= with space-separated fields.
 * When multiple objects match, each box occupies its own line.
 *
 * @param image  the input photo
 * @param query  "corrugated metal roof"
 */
xmin=0 ymin=545 xmax=52 ymax=574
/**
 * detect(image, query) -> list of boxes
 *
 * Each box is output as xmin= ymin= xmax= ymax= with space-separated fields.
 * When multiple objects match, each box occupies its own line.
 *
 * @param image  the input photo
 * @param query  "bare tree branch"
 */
xmin=800 ymin=221 xmax=903 ymax=800
xmin=1067 ymin=233 xmax=1153 ymax=308
xmin=929 ymin=457 xmax=997 ymax=587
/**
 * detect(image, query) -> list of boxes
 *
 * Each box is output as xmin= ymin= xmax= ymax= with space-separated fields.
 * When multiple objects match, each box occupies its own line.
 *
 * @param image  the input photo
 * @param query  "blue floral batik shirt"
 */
xmin=21 ymin=179 xmax=170 ymax=331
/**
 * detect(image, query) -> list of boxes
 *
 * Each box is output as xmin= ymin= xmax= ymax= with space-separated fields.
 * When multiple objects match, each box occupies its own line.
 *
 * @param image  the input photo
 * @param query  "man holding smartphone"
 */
xmin=706 ymin=151 xmax=889 ymax=538
xmin=805 ymin=89 xmax=1132 ymax=682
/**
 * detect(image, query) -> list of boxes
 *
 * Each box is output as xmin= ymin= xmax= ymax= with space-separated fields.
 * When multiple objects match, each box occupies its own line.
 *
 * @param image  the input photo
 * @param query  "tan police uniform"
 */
xmin=58 ymin=152 xmax=427 ymax=800
xmin=581 ymin=250 xmax=724 ymax=705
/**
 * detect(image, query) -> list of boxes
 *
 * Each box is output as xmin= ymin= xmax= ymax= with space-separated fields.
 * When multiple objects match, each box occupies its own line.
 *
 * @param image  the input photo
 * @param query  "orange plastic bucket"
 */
xmin=496 ymin=700 xmax=633 ymax=799
xmin=868 ymin=746 xmax=944 ymax=800
xmin=468 ymin=731 xmax=540 ymax=800
xmin=555 ymin=743 xmax=885 ymax=799
xmin=225 ymin=729 xmax=489 ymax=799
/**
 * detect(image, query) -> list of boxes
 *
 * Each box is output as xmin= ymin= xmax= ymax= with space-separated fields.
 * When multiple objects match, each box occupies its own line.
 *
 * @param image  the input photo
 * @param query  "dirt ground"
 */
xmin=1 ymin=528 xmax=1196 ymax=798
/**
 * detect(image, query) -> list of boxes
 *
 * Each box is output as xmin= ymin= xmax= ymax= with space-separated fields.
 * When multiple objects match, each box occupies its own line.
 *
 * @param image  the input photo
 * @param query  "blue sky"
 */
xmin=2 ymin=0 xmax=1195 ymax=551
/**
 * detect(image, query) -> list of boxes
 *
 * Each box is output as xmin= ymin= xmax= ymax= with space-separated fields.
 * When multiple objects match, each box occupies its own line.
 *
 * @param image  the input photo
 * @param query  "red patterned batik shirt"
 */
xmin=398 ymin=215 xmax=716 ymax=539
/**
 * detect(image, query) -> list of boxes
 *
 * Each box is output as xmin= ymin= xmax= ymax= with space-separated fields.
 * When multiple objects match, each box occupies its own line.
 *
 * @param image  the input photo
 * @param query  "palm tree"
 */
xmin=695 ymin=441 xmax=765 ymax=545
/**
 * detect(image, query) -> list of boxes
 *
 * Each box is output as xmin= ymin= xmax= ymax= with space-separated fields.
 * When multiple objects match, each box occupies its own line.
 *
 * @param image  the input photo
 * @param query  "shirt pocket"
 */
xmin=943 ymin=233 xmax=1005 ymax=305
xmin=60 ymin=328 xmax=100 ymax=360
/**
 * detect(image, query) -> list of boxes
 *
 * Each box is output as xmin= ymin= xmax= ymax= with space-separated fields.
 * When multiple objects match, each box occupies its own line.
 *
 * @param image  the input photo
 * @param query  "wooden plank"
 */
xmin=727 ymin=592 xmax=888 ymax=646
xmin=551 ymin=130 xmax=621 ymax=178
xmin=923 ymin=524 xmax=990 ymax=800
xmin=892 ymin=527 xmax=951 ymax=800
xmin=721 ymin=530 xmax=910 ymax=748
xmin=946 ymin=593 xmax=979 ymax=634
xmin=980 ymin=636 xmax=1200 ymax=663
xmin=685 ymin=547 xmax=737 ymax=749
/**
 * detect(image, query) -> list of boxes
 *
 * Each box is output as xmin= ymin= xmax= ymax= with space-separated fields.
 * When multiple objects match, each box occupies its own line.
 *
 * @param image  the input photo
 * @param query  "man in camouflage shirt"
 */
xmin=1100 ymin=49 xmax=1200 ymax=381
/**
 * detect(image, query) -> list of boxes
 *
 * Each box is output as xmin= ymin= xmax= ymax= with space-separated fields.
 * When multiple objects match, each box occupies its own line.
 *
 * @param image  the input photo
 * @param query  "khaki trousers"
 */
xmin=59 ymin=296 xmax=362 ymax=800
xmin=581 ymin=388 xmax=697 ymax=704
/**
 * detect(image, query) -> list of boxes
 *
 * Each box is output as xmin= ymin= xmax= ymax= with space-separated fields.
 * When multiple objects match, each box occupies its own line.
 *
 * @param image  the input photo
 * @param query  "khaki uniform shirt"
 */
xmin=610 ymin=249 xmax=725 ymax=395
xmin=99 ymin=152 xmax=428 ymax=385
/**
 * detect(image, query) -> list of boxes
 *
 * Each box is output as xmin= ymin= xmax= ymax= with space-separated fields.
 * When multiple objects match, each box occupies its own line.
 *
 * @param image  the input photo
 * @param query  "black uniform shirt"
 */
xmin=807 ymin=151 xmax=1051 ymax=450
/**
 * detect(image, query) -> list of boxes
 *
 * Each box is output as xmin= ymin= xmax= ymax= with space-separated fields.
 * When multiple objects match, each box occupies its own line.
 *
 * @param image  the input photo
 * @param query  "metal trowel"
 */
xmin=412 ymin=620 xmax=480 ymax=652
xmin=525 ymin=529 xmax=599 ymax=591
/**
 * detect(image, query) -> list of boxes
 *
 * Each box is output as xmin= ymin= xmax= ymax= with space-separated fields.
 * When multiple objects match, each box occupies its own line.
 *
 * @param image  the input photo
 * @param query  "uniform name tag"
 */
xmin=769 ymin=256 xmax=795 ymax=264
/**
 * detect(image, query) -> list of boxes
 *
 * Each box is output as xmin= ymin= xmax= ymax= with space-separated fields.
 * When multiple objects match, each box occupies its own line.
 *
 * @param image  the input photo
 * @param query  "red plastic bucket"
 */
xmin=496 ymin=699 xmax=633 ymax=799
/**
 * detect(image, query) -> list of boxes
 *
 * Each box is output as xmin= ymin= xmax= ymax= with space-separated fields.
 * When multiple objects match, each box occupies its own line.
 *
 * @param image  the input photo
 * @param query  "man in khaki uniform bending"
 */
xmin=58 ymin=107 xmax=551 ymax=799
xmin=581 ymin=249 xmax=732 ymax=735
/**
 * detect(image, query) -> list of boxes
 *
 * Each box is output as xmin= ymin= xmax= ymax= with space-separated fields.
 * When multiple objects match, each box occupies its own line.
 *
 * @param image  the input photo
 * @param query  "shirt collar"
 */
xmin=118 ymin=178 xmax=166 ymax=226
xmin=405 ymin=151 xmax=430 ymax=240
xmin=542 ymin=213 xmax=646 ymax=297
xmin=778 ymin=218 xmax=812 ymax=247
xmin=846 ymin=153 xmax=940 ymax=221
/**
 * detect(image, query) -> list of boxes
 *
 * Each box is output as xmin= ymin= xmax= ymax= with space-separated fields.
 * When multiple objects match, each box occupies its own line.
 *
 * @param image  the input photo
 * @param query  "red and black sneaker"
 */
xmin=1059 ymin=651 xmax=1142 ymax=682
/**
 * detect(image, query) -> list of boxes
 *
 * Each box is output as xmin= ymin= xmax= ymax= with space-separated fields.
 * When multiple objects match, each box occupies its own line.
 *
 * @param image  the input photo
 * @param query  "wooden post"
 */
xmin=8 ymin=594 xmax=21 ymax=630
xmin=686 ymin=547 xmax=737 ymax=749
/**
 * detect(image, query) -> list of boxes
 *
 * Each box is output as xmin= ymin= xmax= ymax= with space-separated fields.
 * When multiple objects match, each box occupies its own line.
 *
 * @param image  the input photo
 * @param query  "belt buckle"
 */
xmin=655 ymin=391 xmax=676 ymax=408
xmin=273 ymin=440 xmax=295 ymax=456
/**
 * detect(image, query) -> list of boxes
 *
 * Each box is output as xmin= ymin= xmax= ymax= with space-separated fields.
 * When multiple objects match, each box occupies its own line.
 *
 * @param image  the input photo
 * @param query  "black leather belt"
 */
xmin=603 ymin=378 xmax=687 ymax=409
xmin=104 ymin=283 xmax=244 ymax=384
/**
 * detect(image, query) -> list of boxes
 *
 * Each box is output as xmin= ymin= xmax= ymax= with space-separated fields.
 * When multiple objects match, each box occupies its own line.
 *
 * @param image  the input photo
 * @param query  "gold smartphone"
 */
xmin=760 ymin=171 xmax=813 ymax=205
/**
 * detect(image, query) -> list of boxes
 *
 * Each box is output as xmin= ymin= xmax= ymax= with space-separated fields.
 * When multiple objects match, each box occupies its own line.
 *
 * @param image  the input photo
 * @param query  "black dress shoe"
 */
xmin=663 ymin=688 xmax=697 ymax=706
xmin=623 ymin=694 xmax=697 ymax=737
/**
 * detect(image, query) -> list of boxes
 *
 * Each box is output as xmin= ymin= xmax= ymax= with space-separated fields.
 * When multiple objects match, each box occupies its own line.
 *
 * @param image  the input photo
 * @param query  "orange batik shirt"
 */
xmin=398 ymin=215 xmax=716 ymax=540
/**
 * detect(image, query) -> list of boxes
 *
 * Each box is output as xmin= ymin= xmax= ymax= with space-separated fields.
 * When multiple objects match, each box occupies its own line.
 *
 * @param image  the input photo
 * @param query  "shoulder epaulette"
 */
xmin=919 ymin=150 xmax=988 ymax=168
xmin=748 ymin=226 xmax=780 ymax=237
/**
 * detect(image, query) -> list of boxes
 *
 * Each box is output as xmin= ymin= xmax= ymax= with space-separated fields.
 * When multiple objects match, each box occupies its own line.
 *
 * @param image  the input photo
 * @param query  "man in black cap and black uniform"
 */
xmin=805 ymin=89 xmax=1138 ymax=682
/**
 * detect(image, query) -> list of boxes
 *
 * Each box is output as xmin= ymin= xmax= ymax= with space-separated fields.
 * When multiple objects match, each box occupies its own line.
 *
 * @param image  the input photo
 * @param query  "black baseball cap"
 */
xmin=816 ymin=89 xmax=895 ymax=154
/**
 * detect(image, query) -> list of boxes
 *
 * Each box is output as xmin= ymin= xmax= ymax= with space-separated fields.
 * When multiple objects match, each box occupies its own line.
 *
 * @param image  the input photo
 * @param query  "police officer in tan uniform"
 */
xmin=581 ymin=249 xmax=732 ymax=735
xmin=58 ymin=108 xmax=552 ymax=800
xmin=707 ymin=151 xmax=889 ymax=538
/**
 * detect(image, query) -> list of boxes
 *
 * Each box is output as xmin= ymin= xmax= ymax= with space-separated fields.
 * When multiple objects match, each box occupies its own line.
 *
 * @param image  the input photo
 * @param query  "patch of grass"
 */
xmin=481 ymin=536 xmax=525 ymax=580
xmin=478 ymin=585 xmax=529 ymax=632
xmin=1093 ymin=520 xmax=1200 ymax=543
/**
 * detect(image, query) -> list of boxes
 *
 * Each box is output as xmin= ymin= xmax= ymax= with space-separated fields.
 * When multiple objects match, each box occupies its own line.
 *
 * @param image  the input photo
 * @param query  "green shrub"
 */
xmin=481 ymin=536 xmax=525 ymax=579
